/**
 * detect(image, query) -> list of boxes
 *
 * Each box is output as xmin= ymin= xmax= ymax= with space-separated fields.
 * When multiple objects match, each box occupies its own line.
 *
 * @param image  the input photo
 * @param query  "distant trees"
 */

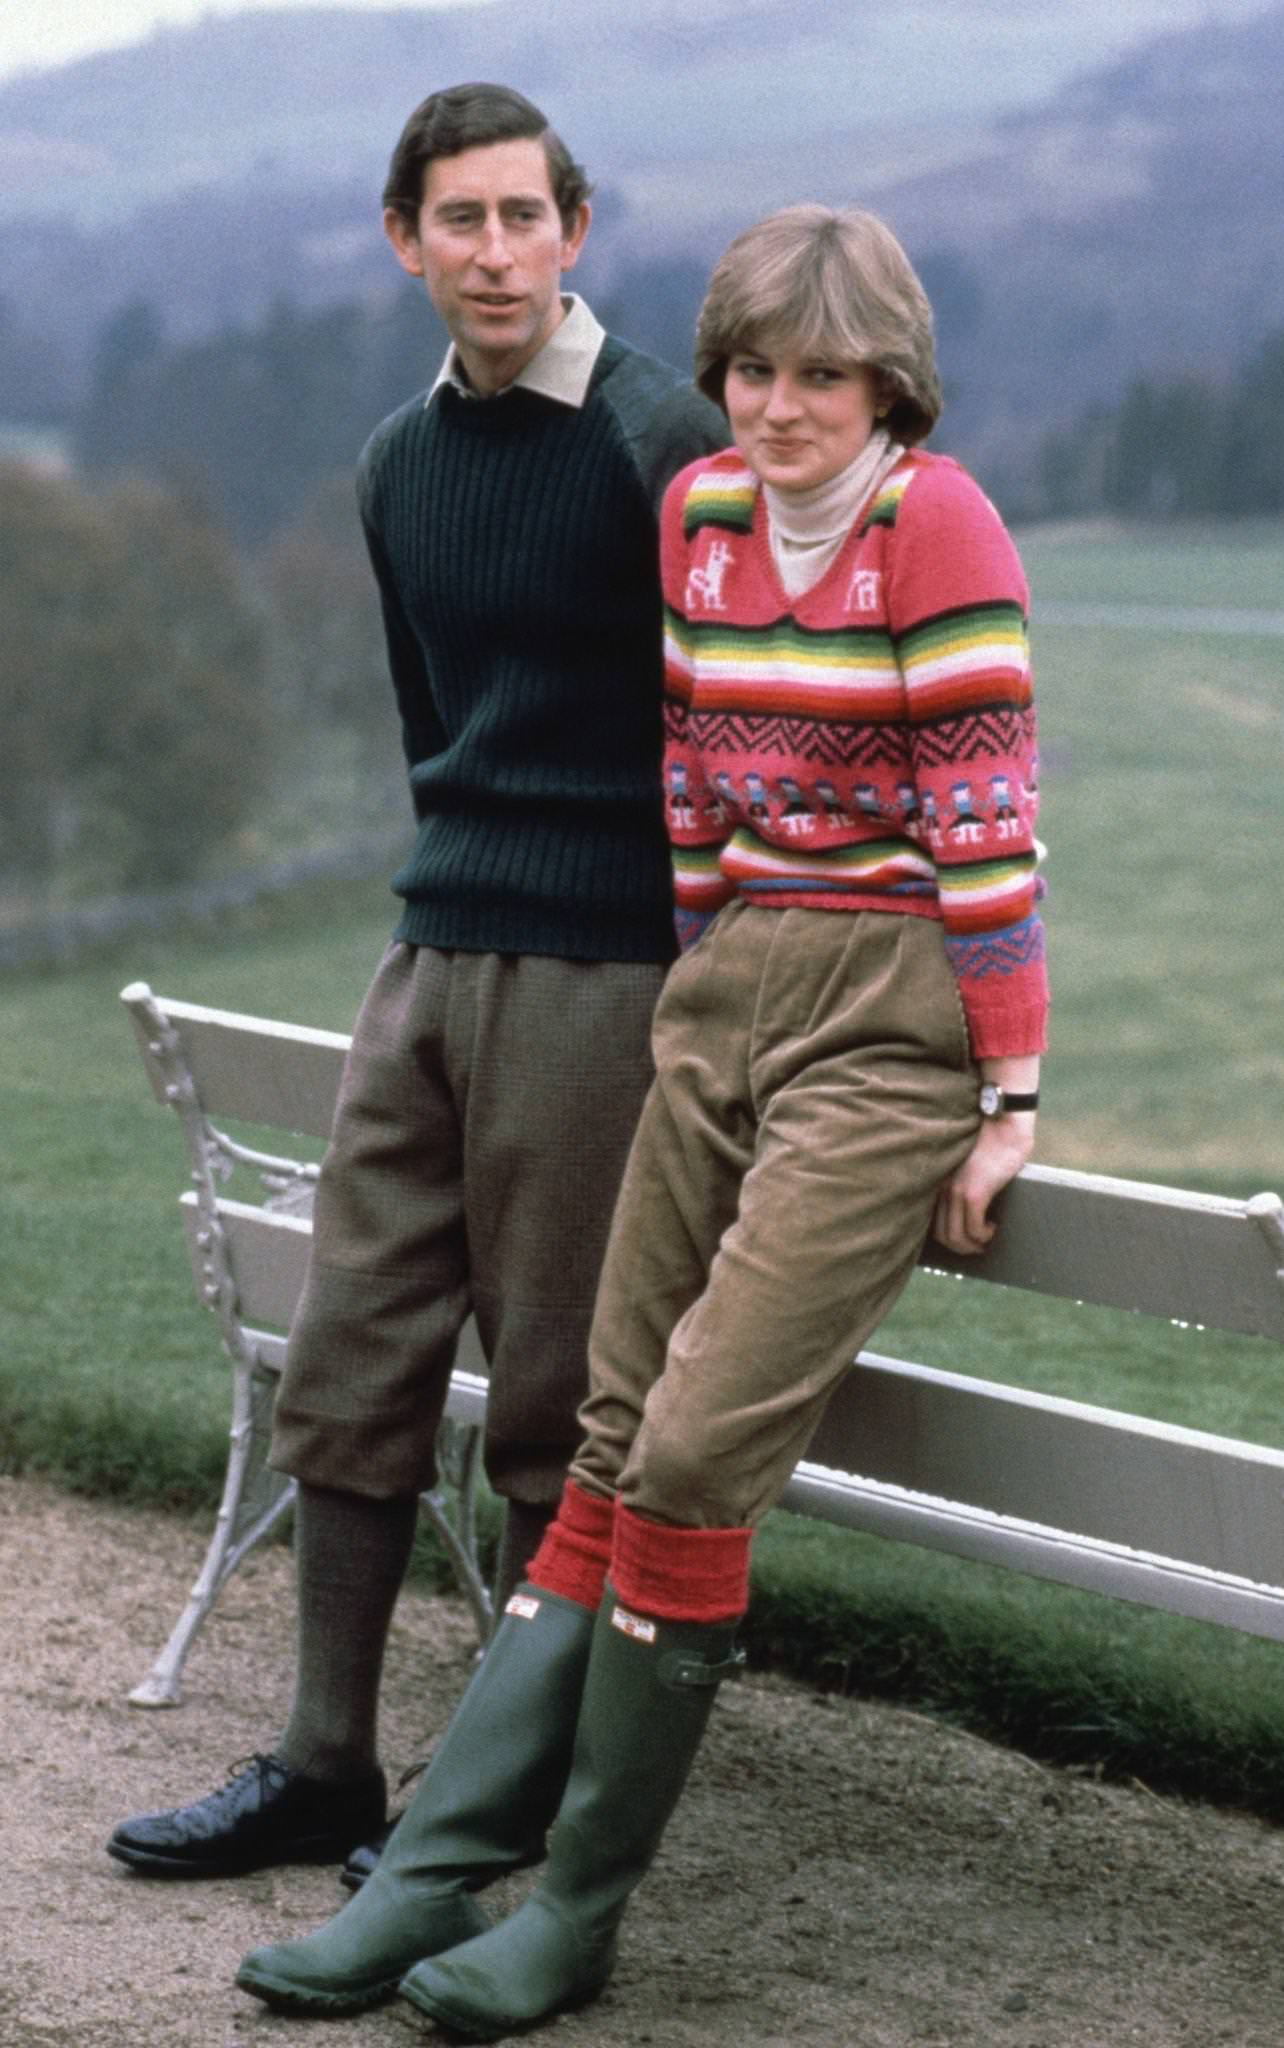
xmin=75 ymin=289 xmax=444 ymax=547
xmin=0 ymin=463 xmax=273 ymax=897
xmin=0 ymin=454 xmax=417 ymax=910
xmin=1033 ymin=326 xmax=1284 ymax=521
xmin=260 ymin=472 xmax=403 ymax=818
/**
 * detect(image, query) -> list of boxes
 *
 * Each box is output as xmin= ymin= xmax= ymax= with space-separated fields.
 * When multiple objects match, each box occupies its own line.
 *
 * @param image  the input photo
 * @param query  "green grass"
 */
xmin=2 ymin=523 xmax=1282 ymax=1814
xmin=1018 ymin=516 xmax=1284 ymax=611
xmin=1018 ymin=521 xmax=1284 ymax=1185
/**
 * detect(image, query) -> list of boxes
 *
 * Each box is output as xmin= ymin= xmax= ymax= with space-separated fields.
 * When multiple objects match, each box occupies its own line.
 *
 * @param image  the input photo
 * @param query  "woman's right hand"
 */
xmin=931 ymin=1111 xmax=1036 ymax=1256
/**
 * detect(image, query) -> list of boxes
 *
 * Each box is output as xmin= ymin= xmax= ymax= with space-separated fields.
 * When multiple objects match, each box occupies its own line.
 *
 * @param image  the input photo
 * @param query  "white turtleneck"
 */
xmin=764 ymin=429 xmax=905 ymax=597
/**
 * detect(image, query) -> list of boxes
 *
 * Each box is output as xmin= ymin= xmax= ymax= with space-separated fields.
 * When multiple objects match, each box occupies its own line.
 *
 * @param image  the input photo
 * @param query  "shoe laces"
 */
xmin=226 ymin=1752 xmax=289 ymax=1789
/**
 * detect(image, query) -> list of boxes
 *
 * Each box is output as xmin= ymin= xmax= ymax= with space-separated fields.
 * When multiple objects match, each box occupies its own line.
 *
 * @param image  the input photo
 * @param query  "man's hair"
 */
xmin=382 ymin=82 xmax=592 ymax=233
xmin=694 ymin=204 xmax=941 ymax=445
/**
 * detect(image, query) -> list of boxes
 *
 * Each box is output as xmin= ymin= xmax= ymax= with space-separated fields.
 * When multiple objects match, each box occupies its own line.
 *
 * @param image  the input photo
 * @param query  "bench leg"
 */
xmin=128 ymin=1361 xmax=294 ymax=1707
xmin=130 ymin=1384 xmax=492 ymax=1705
xmin=418 ymin=1421 xmax=494 ymax=1647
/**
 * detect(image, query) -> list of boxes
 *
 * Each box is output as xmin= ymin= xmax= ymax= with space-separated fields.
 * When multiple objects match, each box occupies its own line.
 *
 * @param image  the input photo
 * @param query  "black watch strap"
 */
xmin=979 ymin=1083 xmax=1040 ymax=1117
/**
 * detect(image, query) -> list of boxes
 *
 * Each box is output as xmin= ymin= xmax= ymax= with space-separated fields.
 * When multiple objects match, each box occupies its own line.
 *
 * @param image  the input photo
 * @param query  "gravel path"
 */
xmin=6 ymin=1472 xmax=1284 ymax=2047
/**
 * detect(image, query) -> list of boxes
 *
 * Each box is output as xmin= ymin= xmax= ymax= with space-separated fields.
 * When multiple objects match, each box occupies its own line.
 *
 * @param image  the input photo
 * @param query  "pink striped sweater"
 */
xmin=661 ymin=446 xmax=1048 ymax=1058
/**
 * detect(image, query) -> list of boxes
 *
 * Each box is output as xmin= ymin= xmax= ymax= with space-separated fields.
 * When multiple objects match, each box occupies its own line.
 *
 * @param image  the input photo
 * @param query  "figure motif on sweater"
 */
xmin=660 ymin=446 xmax=1048 ymax=1058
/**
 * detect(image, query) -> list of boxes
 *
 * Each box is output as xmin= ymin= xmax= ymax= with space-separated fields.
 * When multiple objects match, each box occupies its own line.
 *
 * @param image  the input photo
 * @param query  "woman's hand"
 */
xmin=932 ymin=1111 xmax=1036 ymax=1257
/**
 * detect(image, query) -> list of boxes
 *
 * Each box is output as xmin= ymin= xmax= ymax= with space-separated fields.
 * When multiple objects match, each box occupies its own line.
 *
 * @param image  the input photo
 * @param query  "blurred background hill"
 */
xmin=3 ymin=0 xmax=1284 ymax=496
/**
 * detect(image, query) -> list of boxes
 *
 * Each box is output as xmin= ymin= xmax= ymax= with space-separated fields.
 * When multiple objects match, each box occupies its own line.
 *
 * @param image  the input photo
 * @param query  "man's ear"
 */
xmin=560 ymin=200 xmax=592 ymax=274
xmin=384 ymin=207 xmax=425 ymax=279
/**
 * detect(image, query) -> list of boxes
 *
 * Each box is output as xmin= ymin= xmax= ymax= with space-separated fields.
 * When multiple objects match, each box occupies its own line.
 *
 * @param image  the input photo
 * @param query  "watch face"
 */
xmin=979 ymin=1083 xmax=1001 ymax=1116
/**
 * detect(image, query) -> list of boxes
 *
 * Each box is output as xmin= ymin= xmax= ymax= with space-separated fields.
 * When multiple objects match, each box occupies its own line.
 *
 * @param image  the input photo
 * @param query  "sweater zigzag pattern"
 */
xmin=661 ymin=447 xmax=1049 ymax=1058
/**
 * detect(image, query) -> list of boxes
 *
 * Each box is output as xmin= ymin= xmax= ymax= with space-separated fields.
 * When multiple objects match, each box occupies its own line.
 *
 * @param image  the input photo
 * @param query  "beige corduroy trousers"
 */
xmin=572 ymin=903 xmax=981 ymax=1528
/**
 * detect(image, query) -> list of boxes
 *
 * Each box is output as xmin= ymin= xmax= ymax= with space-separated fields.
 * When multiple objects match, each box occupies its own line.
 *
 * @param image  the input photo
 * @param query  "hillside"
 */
xmin=1 ymin=0 xmax=1232 ymax=226
xmin=2 ymin=0 xmax=1282 ymax=480
xmin=878 ymin=5 xmax=1284 ymax=471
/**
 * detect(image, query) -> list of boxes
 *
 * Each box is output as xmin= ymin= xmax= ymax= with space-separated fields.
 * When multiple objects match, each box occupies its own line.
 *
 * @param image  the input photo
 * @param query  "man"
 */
xmin=107 ymin=81 xmax=725 ymax=1884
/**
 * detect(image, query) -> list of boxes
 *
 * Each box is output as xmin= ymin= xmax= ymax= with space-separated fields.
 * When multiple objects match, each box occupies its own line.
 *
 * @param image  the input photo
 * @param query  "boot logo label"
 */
xmin=611 ymin=1605 xmax=657 ymax=1643
xmin=506 ymin=1593 xmax=542 ymax=1620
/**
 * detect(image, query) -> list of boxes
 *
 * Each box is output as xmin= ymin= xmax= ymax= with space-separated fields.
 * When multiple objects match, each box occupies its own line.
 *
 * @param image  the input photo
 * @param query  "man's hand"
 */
xmin=932 ymin=1112 xmax=1036 ymax=1256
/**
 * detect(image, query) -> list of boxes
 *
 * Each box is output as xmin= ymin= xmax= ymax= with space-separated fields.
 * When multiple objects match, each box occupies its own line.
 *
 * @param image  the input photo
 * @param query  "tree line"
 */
xmin=0 ymin=460 xmax=401 ymax=908
xmin=71 ymin=255 xmax=712 ymax=548
xmin=1034 ymin=328 xmax=1284 ymax=520
xmin=70 ymin=273 xmax=1284 ymax=545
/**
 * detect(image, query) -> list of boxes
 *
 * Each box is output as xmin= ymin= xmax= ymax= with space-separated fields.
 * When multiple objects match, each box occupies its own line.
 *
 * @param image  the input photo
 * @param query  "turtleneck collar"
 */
xmin=763 ymin=429 xmax=904 ymax=596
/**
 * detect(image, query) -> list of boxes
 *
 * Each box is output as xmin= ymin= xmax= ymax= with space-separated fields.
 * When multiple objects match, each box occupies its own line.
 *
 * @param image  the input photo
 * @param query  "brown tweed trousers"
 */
xmin=270 ymin=941 xmax=665 ymax=1506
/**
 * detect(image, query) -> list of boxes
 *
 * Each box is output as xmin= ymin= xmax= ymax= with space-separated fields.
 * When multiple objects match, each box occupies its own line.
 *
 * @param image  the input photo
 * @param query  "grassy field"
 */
xmin=1019 ymin=519 xmax=1284 ymax=1186
xmin=2 ymin=518 xmax=1282 ymax=1811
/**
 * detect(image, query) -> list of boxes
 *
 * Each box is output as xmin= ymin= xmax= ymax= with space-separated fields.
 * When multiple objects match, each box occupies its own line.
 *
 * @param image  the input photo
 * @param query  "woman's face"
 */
xmin=724 ymin=343 xmax=883 ymax=494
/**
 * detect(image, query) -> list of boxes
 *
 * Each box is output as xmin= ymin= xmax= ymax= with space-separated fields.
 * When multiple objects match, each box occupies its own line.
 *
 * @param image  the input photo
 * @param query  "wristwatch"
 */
xmin=978 ymin=1082 xmax=1040 ymax=1117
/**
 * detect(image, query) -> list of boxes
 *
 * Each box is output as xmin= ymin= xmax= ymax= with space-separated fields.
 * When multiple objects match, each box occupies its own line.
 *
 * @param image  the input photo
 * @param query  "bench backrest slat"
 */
xmin=183 ymin=1195 xmax=490 ymax=1380
xmin=927 ymin=1165 xmax=1283 ymax=1340
xmin=135 ymin=990 xmax=1284 ymax=1341
xmin=806 ymin=1351 xmax=1284 ymax=1584
xmin=125 ymin=989 xmax=349 ymax=1139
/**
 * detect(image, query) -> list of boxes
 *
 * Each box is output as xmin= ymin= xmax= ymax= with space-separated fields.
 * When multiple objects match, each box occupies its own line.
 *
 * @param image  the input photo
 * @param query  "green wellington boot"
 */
xmin=398 ymin=1589 xmax=744 ymax=2040
xmin=235 ymin=1586 xmax=596 ymax=2017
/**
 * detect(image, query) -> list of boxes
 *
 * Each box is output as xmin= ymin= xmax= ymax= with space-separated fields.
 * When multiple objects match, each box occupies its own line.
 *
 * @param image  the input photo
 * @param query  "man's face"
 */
xmin=385 ymin=137 xmax=590 ymax=395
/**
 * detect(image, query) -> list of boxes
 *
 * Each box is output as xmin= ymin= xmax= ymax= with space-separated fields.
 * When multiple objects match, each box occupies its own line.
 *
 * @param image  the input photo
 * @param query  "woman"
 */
xmin=235 ymin=205 xmax=1047 ymax=2038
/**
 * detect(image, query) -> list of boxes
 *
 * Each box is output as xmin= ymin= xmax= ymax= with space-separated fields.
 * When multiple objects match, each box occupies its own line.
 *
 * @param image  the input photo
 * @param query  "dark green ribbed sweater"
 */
xmin=358 ymin=334 xmax=726 ymax=962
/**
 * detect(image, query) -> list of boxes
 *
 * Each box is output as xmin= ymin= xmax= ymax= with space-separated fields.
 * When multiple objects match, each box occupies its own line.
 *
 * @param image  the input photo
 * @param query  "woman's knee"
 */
xmin=617 ymin=1423 xmax=745 ymax=1529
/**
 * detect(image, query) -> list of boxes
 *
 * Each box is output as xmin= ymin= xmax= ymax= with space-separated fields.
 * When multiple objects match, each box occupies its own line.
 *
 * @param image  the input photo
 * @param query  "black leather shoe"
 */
xmin=338 ymin=1817 xmax=395 ymax=1891
xmin=107 ymin=1754 xmax=386 ymax=1878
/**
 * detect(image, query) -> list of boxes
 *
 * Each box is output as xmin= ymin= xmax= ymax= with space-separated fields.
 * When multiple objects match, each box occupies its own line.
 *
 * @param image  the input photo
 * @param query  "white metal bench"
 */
xmin=121 ymin=981 xmax=1284 ymax=1707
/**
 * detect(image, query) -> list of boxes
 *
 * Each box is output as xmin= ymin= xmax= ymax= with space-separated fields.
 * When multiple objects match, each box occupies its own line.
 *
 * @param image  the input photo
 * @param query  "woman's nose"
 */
xmin=763 ymin=376 xmax=802 ymax=420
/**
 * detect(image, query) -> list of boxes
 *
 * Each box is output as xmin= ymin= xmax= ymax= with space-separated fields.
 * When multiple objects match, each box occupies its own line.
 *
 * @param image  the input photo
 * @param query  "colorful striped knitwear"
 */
xmin=660 ymin=447 xmax=1048 ymax=1058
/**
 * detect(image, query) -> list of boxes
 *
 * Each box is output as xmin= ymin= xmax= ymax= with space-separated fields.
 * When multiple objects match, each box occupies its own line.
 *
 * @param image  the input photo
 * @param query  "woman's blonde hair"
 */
xmin=694 ymin=204 xmax=941 ymax=445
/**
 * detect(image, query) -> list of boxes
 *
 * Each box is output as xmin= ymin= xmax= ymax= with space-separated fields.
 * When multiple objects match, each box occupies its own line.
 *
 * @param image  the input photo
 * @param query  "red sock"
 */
xmin=525 ymin=1480 xmax=615 ymax=1612
xmin=611 ymin=1504 xmax=751 ymax=1623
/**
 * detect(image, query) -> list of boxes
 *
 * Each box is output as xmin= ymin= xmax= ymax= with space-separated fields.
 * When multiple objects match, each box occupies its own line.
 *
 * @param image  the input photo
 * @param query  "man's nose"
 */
xmin=475 ymin=218 xmax=515 ymax=269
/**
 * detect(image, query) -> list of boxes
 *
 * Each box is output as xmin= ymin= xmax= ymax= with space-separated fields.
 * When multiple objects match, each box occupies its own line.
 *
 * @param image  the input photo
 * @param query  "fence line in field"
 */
xmin=0 ymin=830 xmax=406 ymax=974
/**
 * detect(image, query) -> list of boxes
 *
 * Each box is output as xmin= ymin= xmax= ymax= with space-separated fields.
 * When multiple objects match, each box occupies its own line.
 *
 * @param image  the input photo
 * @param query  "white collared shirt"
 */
xmin=429 ymin=294 xmax=606 ymax=411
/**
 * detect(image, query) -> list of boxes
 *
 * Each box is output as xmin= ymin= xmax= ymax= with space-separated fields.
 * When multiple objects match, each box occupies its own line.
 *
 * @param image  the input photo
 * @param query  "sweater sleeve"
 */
xmin=886 ymin=462 xmax=1048 ymax=1058
xmin=356 ymin=441 xmax=448 ymax=806
xmin=661 ymin=464 xmax=738 ymax=936
xmin=635 ymin=385 xmax=731 ymax=517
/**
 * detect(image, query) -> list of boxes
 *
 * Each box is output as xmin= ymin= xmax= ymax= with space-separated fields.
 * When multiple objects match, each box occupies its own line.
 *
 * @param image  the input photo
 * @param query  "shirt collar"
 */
xmin=429 ymin=294 xmax=606 ymax=410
